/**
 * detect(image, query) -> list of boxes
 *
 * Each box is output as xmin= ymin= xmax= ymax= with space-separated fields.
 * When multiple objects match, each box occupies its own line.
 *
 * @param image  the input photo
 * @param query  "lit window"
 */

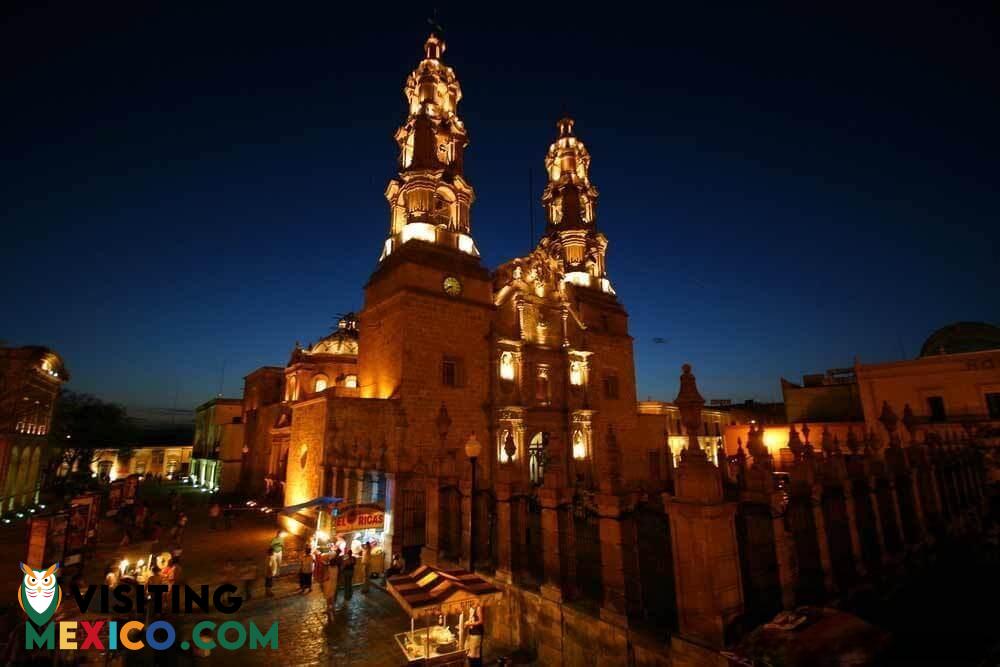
xmin=535 ymin=366 xmax=550 ymax=404
xmin=344 ymin=375 xmax=358 ymax=389
xmin=529 ymin=433 xmax=547 ymax=484
xmin=313 ymin=375 xmax=328 ymax=392
xmin=569 ymin=361 xmax=585 ymax=386
xmin=499 ymin=429 xmax=516 ymax=463
xmin=499 ymin=352 xmax=515 ymax=381
xmin=572 ymin=430 xmax=587 ymax=460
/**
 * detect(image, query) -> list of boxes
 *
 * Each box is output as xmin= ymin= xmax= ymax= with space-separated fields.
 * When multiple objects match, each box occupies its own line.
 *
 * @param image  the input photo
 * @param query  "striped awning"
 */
xmin=386 ymin=565 xmax=504 ymax=618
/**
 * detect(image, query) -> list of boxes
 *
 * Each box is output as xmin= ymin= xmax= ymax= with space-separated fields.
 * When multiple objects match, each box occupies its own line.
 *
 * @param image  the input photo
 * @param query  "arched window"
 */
xmin=529 ymin=433 xmax=547 ymax=485
xmin=343 ymin=374 xmax=358 ymax=389
xmin=499 ymin=352 xmax=515 ymax=381
xmin=313 ymin=375 xmax=329 ymax=393
xmin=572 ymin=430 xmax=587 ymax=460
xmin=569 ymin=360 xmax=585 ymax=386
xmin=287 ymin=375 xmax=298 ymax=401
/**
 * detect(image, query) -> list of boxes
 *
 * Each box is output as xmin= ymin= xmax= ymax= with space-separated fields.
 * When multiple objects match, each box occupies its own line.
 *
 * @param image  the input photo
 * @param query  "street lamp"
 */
xmin=464 ymin=433 xmax=482 ymax=572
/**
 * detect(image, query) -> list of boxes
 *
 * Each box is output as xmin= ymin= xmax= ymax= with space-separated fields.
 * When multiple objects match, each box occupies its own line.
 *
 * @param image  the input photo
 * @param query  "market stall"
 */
xmin=282 ymin=498 xmax=387 ymax=584
xmin=386 ymin=565 xmax=504 ymax=665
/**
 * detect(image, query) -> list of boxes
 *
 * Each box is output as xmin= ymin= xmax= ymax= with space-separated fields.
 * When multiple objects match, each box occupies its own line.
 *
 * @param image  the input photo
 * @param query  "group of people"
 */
xmin=207 ymin=502 xmax=237 ymax=531
xmin=262 ymin=529 xmax=410 ymax=620
xmin=116 ymin=498 xmax=188 ymax=554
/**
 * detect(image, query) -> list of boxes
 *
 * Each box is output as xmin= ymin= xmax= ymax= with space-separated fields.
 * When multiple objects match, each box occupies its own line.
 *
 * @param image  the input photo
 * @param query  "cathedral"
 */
xmin=208 ymin=33 xmax=996 ymax=664
xmin=228 ymin=32 xmax=734 ymax=661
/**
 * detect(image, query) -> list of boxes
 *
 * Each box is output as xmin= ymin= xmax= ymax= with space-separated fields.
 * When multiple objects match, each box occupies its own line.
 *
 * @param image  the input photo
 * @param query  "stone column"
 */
xmin=842 ymin=482 xmax=867 ymax=578
xmin=667 ymin=364 xmax=743 ymax=648
xmin=349 ymin=468 xmax=361 ymax=503
xmin=597 ymin=493 xmax=629 ymax=625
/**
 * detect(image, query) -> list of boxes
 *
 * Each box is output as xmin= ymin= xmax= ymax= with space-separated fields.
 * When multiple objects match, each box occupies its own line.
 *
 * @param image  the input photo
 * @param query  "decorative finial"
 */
xmin=879 ymin=401 xmax=900 ymax=446
xmin=821 ymin=425 xmax=836 ymax=457
xmin=674 ymin=363 xmax=706 ymax=459
xmin=557 ymin=116 xmax=575 ymax=138
xmin=788 ymin=424 xmax=804 ymax=460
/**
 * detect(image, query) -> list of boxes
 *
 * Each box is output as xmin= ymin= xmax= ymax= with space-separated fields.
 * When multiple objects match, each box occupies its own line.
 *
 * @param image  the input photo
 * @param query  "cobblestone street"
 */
xmin=1 ymin=483 xmax=520 ymax=666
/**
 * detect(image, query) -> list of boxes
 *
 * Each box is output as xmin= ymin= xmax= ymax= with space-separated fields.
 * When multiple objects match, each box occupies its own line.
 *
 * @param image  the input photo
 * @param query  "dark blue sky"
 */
xmin=2 ymin=2 xmax=998 ymax=420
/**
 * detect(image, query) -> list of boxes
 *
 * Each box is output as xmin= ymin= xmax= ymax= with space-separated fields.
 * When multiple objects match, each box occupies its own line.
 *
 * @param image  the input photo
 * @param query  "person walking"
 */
xmin=326 ymin=549 xmax=341 ymax=615
xmin=385 ymin=552 xmax=405 ymax=578
xmin=270 ymin=530 xmax=285 ymax=568
xmin=360 ymin=540 xmax=372 ymax=593
xmin=298 ymin=548 xmax=314 ymax=593
xmin=208 ymin=503 xmax=221 ymax=531
xmin=313 ymin=550 xmax=329 ymax=606
xmin=264 ymin=548 xmax=278 ymax=597
xmin=341 ymin=550 xmax=356 ymax=601
xmin=145 ymin=565 xmax=164 ymax=626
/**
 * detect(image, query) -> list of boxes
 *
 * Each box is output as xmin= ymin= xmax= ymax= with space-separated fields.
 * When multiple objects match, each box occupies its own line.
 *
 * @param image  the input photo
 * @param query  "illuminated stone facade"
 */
xmin=225 ymin=36 xmax=993 ymax=665
xmin=0 ymin=346 xmax=68 ymax=512
xmin=91 ymin=444 xmax=192 ymax=479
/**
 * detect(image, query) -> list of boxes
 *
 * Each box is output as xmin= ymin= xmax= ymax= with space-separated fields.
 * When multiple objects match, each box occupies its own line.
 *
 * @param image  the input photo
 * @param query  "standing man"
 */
xmin=264 ymin=547 xmax=278 ymax=597
xmin=326 ymin=549 xmax=341 ymax=616
xmin=313 ymin=548 xmax=329 ymax=601
xmin=208 ymin=503 xmax=221 ymax=531
xmin=341 ymin=549 xmax=356 ymax=601
xmin=298 ymin=548 xmax=314 ymax=594
xmin=270 ymin=530 xmax=285 ymax=568
xmin=360 ymin=540 xmax=372 ymax=593
xmin=465 ymin=607 xmax=484 ymax=667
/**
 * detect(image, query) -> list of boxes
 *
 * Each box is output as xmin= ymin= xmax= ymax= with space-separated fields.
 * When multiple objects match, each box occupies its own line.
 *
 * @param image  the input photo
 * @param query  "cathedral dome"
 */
xmin=304 ymin=314 xmax=360 ymax=357
xmin=918 ymin=321 xmax=1000 ymax=357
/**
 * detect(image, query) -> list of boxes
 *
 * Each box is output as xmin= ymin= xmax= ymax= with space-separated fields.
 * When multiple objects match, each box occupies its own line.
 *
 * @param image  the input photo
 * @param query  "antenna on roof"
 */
xmin=218 ymin=360 xmax=226 ymax=397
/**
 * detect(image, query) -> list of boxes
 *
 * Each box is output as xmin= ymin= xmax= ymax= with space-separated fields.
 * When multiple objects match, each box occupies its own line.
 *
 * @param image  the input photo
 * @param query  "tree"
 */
xmin=46 ymin=391 xmax=136 ymax=484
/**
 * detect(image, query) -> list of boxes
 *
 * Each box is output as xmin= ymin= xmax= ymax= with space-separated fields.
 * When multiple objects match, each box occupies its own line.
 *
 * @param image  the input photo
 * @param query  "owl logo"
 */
xmin=17 ymin=562 xmax=61 ymax=626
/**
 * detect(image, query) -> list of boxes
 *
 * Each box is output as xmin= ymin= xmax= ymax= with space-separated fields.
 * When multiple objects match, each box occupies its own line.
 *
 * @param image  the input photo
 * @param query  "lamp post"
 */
xmin=464 ymin=433 xmax=482 ymax=572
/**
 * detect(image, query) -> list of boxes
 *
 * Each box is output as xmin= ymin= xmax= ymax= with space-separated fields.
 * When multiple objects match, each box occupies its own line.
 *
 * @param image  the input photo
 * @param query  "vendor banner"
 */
xmin=331 ymin=503 xmax=385 ymax=533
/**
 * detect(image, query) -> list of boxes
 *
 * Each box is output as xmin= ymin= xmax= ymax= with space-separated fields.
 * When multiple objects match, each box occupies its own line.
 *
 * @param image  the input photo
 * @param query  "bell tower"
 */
xmin=359 ymin=34 xmax=492 ymax=485
xmin=540 ymin=117 xmax=613 ymax=295
xmin=379 ymin=33 xmax=479 ymax=262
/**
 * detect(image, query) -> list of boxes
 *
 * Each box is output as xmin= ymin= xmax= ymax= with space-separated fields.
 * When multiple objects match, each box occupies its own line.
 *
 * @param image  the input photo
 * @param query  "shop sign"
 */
xmin=331 ymin=503 xmax=385 ymax=533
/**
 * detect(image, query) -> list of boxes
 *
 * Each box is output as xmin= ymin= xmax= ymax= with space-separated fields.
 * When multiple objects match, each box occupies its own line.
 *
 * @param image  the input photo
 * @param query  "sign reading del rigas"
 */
xmin=330 ymin=503 xmax=385 ymax=532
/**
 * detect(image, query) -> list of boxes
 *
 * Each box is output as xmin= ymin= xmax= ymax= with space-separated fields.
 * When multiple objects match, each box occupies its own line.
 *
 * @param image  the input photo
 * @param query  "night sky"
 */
xmin=3 ymin=3 xmax=998 ymax=422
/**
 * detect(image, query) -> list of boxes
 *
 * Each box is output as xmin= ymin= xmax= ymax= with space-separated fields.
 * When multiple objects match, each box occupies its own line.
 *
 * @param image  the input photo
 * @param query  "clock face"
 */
xmin=443 ymin=276 xmax=462 ymax=297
